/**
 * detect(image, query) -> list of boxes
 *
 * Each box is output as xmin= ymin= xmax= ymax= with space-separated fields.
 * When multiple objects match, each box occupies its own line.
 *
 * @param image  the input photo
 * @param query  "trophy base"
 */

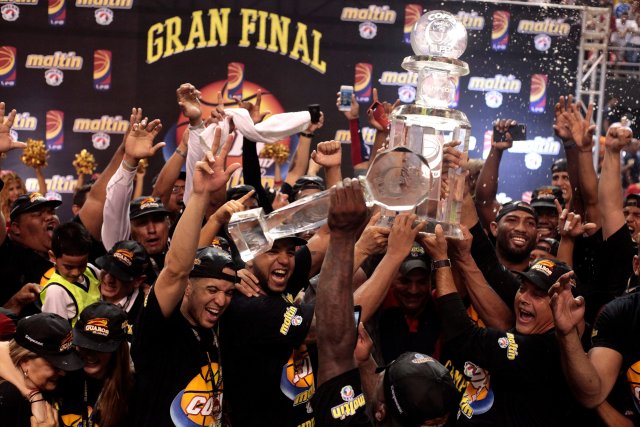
xmin=418 ymin=220 xmax=464 ymax=240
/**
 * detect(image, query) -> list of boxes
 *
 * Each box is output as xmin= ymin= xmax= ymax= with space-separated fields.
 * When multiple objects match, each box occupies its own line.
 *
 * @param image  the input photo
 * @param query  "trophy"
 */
xmin=388 ymin=10 xmax=471 ymax=239
xmin=228 ymin=146 xmax=432 ymax=261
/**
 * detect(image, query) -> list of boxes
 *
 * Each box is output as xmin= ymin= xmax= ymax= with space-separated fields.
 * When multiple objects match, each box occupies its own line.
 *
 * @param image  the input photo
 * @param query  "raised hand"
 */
xmin=491 ymin=118 xmax=518 ymax=151
xmin=311 ymin=140 xmax=342 ymax=168
xmin=553 ymin=96 xmax=573 ymax=143
xmin=306 ymin=112 xmax=325 ymax=134
xmin=557 ymin=199 xmax=597 ymax=239
xmin=355 ymin=212 xmax=391 ymax=256
xmin=548 ymin=271 xmax=583 ymax=336
xmin=327 ymin=178 xmax=367 ymax=234
xmin=192 ymin=126 xmax=241 ymax=196
xmin=604 ymin=124 xmax=633 ymax=152
xmin=124 ymin=108 xmax=165 ymax=162
xmin=566 ymin=100 xmax=596 ymax=152
xmin=354 ymin=323 xmax=373 ymax=366
xmin=0 ymin=102 xmax=27 ymax=153
xmin=447 ymin=225 xmax=473 ymax=261
xmin=176 ymin=83 xmax=202 ymax=124
xmin=419 ymin=224 xmax=448 ymax=261
xmin=336 ymin=92 xmax=359 ymax=121
xmin=212 ymin=189 xmax=255 ymax=225
xmin=236 ymin=90 xmax=270 ymax=124
xmin=387 ymin=213 xmax=424 ymax=258
xmin=366 ymin=88 xmax=400 ymax=132
xmin=235 ymin=266 xmax=265 ymax=298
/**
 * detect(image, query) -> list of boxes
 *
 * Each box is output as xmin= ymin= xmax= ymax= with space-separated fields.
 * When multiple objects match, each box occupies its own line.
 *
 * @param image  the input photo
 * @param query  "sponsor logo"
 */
xmin=505 ymin=332 xmax=518 ymax=360
xmin=280 ymin=306 xmax=298 ymax=335
xmin=113 ymin=249 xmax=134 ymax=266
xmin=403 ymin=4 xmax=422 ymax=43
xmin=507 ymin=136 xmax=561 ymax=156
xmin=95 ymin=6 xmax=113 ymax=24
xmin=1 ymin=3 xmax=19 ymax=21
xmin=46 ymin=110 xmax=64 ymax=151
xmin=93 ymin=50 xmax=112 ymax=90
xmin=11 ymin=113 xmax=37 ymax=131
xmin=26 ymin=51 xmax=83 ymax=70
xmin=517 ymin=19 xmax=570 ymax=36
xmin=29 ymin=192 xmax=46 ymax=202
xmin=491 ymin=11 xmax=510 ymax=51
xmin=529 ymin=74 xmax=547 ymax=114
xmin=497 ymin=337 xmax=508 ymax=348
xmin=530 ymin=260 xmax=555 ymax=275
xmin=0 ymin=46 xmax=17 ymax=87
xmin=87 ymin=318 xmax=108 ymax=327
xmin=534 ymin=34 xmax=551 ymax=52
xmin=334 ymin=127 xmax=377 ymax=146
xmin=60 ymin=331 xmax=73 ymax=351
xmin=468 ymin=74 xmax=521 ymax=93
xmin=171 ymin=363 xmax=223 ymax=426
xmin=485 ymin=90 xmax=503 ymax=108
xmin=331 ymin=390 xmax=365 ymax=420
xmin=44 ymin=68 xmax=64 ymax=86
xmin=524 ymin=152 xmax=542 ymax=170
xmin=456 ymin=11 xmax=485 ymax=30
xmin=140 ymin=197 xmax=160 ymax=210
xmin=85 ymin=318 xmax=109 ymax=336
xmin=48 ymin=0 xmax=66 ymax=26
xmin=24 ymin=334 xmax=44 ymax=346
xmin=359 ymin=21 xmax=377 ymax=39
xmin=398 ymin=84 xmax=415 ymax=103
xmin=450 ymin=76 xmax=460 ymax=108
xmin=73 ymin=115 xmax=128 ymax=133
xmin=227 ymin=62 xmax=244 ymax=99
xmin=25 ymin=175 xmax=77 ymax=194
xmin=291 ymin=315 xmax=302 ymax=326
xmin=0 ymin=0 xmax=38 ymax=3
xmin=76 ymin=0 xmax=133 ymax=8
xmin=411 ymin=353 xmax=433 ymax=364
xmin=340 ymin=385 xmax=355 ymax=401
xmin=281 ymin=348 xmax=315 ymax=405
xmin=354 ymin=62 xmax=372 ymax=103
xmin=340 ymin=5 xmax=396 ymax=24
xmin=379 ymin=70 xmax=417 ymax=86
xmin=92 ymin=132 xmax=110 ymax=150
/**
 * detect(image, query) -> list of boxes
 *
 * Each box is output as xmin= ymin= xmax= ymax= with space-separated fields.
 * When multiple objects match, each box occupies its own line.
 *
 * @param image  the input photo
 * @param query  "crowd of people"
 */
xmin=0 ymin=79 xmax=638 ymax=427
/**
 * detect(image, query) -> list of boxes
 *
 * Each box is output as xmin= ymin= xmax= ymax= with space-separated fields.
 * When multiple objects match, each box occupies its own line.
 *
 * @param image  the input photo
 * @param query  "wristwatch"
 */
xmin=432 ymin=259 xmax=452 ymax=270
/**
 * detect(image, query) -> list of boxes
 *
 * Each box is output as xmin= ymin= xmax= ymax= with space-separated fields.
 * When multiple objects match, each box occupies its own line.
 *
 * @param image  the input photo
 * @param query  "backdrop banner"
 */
xmin=1 ymin=0 xmax=583 ymax=220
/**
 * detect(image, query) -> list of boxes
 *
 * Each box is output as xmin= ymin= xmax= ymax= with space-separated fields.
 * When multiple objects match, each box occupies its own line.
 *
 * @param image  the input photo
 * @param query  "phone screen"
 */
xmin=339 ymin=86 xmax=354 ymax=111
xmin=493 ymin=124 xmax=527 ymax=142
xmin=354 ymin=305 xmax=362 ymax=329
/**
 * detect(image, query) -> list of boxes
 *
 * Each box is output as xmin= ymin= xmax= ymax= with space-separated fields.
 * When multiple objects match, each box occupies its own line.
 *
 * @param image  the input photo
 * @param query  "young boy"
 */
xmin=40 ymin=222 xmax=100 ymax=325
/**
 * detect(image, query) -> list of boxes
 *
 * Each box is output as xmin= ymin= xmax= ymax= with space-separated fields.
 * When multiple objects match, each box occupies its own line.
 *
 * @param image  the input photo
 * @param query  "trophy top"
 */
xmin=410 ymin=10 xmax=467 ymax=59
xmin=401 ymin=55 xmax=469 ymax=77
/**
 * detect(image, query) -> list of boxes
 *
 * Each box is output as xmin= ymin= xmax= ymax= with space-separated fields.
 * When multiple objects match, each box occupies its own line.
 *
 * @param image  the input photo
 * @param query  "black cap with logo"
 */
xmin=530 ymin=185 xmax=564 ymax=211
xmin=10 ymin=192 xmax=62 ymax=221
xmin=495 ymin=201 xmax=538 ymax=223
xmin=129 ymin=196 xmax=170 ymax=220
xmin=190 ymin=246 xmax=238 ymax=283
xmin=73 ymin=302 xmax=128 ymax=353
xmin=292 ymin=176 xmax=325 ymax=200
xmin=399 ymin=243 xmax=431 ymax=276
xmin=96 ymin=240 xmax=148 ymax=282
xmin=379 ymin=352 xmax=458 ymax=426
xmin=15 ymin=312 xmax=83 ymax=371
xmin=515 ymin=258 xmax=572 ymax=292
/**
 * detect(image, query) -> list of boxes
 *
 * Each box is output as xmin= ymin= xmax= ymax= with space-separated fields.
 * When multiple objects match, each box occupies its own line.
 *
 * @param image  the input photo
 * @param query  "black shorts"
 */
xmin=311 ymin=368 xmax=372 ymax=427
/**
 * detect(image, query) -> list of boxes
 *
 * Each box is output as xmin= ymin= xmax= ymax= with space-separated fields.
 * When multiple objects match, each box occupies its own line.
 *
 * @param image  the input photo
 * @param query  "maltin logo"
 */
xmin=25 ymin=51 xmax=83 ymax=86
xmin=1 ymin=0 xmax=38 ymax=22
xmin=73 ymin=115 xmax=129 ymax=150
xmin=75 ymin=0 xmax=134 ymax=25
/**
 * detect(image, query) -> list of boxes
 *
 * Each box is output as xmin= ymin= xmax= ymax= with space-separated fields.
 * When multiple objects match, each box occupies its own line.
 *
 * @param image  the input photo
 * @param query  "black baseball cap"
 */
xmin=495 ymin=201 xmax=538 ymax=223
xmin=625 ymin=193 xmax=640 ymax=208
xmin=190 ymin=246 xmax=238 ymax=282
xmin=129 ymin=196 xmax=170 ymax=220
xmin=10 ymin=192 xmax=62 ymax=221
xmin=226 ymin=185 xmax=257 ymax=202
xmin=73 ymin=302 xmax=128 ymax=353
xmin=380 ymin=352 xmax=458 ymax=426
xmin=292 ymin=176 xmax=325 ymax=200
xmin=551 ymin=158 xmax=567 ymax=173
xmin=15 ymin=312 xmax=83 ymax=371
xmin=96 ymin=240 xmax=148 ymax=282
xmin=515 ymin=258 xmax=572 ymax=292
xmin=530 ymin=185 xmax=564 ymax=210
xmin=399 ymin=243 xmax=430 ymax=276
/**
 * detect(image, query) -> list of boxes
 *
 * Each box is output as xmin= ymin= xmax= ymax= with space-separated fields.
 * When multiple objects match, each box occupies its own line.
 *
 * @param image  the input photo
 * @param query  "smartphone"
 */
xmin=339 ymin=85 xmax=354 ymax=111
xmin=493 ymin=123 xmax=527 ymax=142
xmin=354 ymin=305 xmax=362 ymax=331
xmin=308 ymin=104 xmax=321 ymax=124
xmin=368 ymin=101 xmax=390 ymax=129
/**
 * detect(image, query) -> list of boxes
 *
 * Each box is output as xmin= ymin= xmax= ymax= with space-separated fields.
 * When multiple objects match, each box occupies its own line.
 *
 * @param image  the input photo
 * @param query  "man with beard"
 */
xmin=530 ymin=186 xmax=564 ymax=239
xmin=623 ymin=192 xmax=640 ymax=242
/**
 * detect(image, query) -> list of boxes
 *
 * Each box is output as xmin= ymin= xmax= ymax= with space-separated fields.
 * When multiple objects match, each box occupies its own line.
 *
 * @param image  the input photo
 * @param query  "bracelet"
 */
xmin=175 ymin=147 xmax=187 ymax=158
xmin=30 ymin=398 xmax=45 ymax=404
xmin=300 ymin=132 xmax=315 ymax=138
xmin=27 ymin=390 xmax=41 ymax=399
xmin=122 ymin=159 xmax=138 ymax=172
xmin=432 ymin=259 xmax=452 ymax=270
xmin=188 ymin=121 xmax=204 ymax=130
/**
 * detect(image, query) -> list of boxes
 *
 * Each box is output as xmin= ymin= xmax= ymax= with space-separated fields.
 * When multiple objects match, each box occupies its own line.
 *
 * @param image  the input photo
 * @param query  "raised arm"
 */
xmin=475 ymin=119 xmax=516 ymax=229
xmin=311 ymin=140 xmax=342 ymax=188
xmin=316 ymin=178 xmax=367 ymax=385
xmin=155 ymin=128 xmax=240 ymax=317
xmin=598 ymin=125 xmax=633 ymax=239
xmin=284 ymin=114 xmax=324 ymax=186
xmin=153 ymin=129 xmax=189 ymax=207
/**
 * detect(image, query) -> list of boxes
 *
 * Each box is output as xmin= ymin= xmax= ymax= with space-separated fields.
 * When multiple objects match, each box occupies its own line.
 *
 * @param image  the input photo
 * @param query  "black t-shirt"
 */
xmin=0 ymin=381 xmax=31 ymax=427
xmin=437 ymin=293 xmax=579 ymax=426
xmin=219 ymin=293 xmax=315 ymax=427
xmin=0 ymin=237 xmax=53 ymax=309
xmin=130 ymin=288 xmax=224 ymax=427
xmin=56 ymin=371 xmax=103 ymax=427
xmin=592 ymin=292 xmax=640 ymax=424
xmin=311 ymin=368 xmax=371 ymax=427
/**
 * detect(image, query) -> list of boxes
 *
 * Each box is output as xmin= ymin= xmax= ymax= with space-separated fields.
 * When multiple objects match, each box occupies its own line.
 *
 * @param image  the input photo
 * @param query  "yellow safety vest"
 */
xmin=40 ymin=267 xmax=101 ymax=326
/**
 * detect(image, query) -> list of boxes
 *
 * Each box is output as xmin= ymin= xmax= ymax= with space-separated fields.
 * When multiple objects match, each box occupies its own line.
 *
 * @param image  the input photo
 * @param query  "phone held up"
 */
xmin=308 ymin=104 xmax=321 ymax=124
xmin=338 ymin=85 xmax=354 ymax=112
xmin=493 ymin=123 xmax=527 ymax=142
xmin=368 ymin=101 xmax=390 ymax=130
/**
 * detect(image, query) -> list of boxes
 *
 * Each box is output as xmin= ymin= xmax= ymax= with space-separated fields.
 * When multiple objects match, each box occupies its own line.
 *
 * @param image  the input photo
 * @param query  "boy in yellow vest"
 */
xmin=40 ymin=222 xmax=100 ymax=325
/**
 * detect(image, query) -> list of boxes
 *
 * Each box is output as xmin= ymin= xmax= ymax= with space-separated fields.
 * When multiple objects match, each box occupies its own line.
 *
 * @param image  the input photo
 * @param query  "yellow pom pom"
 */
xmin=137 ymin=158 xmax=148 ymax=174
xmin=259 ymin=143 xmax=275 ymax=159
xmin=72 ymin=149 xmax=97 ymax=175
xmin=272 ymin=143 xmax=290 ymax=165
xmin=20 ymin=139 xmax=48 ymax=169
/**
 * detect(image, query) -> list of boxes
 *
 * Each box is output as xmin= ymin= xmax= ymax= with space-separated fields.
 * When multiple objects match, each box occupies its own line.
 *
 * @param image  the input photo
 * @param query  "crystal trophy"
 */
xmin=228 ymin=146 xmax=432 ymax=261
xmin=389 ymin=10 xmax=472 ymax=238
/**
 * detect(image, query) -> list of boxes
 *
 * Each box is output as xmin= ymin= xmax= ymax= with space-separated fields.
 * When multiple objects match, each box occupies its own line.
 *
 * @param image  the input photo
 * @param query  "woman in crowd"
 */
xmin=56 ymin=301 xmax=133 ymax=427
xmin=0 ymin=312 xmax=83 ymax=427
xmin=0 ymin=170 xmax=25 ymax=220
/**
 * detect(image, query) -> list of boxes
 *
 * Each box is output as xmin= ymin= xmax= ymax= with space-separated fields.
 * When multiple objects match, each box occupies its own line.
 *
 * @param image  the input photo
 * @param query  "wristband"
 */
xmin=27 ymin=390 xmax=41 ymax=399
xmin=300 ymin=132 xmax=315 ymax=138
xmin=175 ymin=147 xmax=187 ymax=158
xmin=122 ymin=159 xmax=138 ymax=172
xmin=432 ymin=259 xmax=452 ymax=270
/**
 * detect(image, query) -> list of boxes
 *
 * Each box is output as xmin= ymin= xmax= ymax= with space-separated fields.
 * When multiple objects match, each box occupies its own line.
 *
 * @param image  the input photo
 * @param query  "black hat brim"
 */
xmin=43 ymin=350 xmax=84 ymax=371
xmin=72 ymin=330 xmax=122 ymax=353
xmin=129 ymin=206 xmax=170 ymax=220
xmin=95 ymin=256 xmax=135 ymax=282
